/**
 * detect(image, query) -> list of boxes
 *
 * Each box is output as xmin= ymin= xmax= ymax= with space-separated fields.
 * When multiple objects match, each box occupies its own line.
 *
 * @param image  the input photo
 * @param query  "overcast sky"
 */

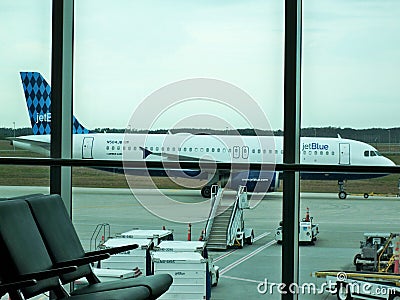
xmin=1 ymin=0 xmax=399 ymax=131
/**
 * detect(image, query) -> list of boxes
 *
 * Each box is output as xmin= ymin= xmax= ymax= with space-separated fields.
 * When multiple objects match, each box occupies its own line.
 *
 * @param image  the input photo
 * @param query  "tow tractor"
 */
xmin=275 ymin=207 xmax=319 ymax=245
xmin=354 ymin=233 xmax=399 ymax=272
xmin=314 ymin=236 xmax=400 ymax=299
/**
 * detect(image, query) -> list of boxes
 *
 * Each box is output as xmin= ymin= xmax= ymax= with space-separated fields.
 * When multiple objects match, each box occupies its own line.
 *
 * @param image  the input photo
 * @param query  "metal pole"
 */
xmin=51 ymin=0 xmax=73 ymax=211
xmin=282 ymin=0 xmax=302 ymax=299
xmin=13 ymin=122 xmax=15 ymax=151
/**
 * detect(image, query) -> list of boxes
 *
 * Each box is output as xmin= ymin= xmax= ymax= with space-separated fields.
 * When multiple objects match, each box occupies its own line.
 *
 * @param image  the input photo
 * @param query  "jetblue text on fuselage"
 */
xmin=301 ymin=142 xmax=329 ymax=151
xmin=35 ymin=112 xmax=51 ymax=123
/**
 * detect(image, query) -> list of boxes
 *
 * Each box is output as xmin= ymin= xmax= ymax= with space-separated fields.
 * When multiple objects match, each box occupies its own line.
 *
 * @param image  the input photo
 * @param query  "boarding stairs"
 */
xmin=90 ymin=223 xmax=111 ymax=251
xmin=205 ymin=185 xmax=249 ymax=250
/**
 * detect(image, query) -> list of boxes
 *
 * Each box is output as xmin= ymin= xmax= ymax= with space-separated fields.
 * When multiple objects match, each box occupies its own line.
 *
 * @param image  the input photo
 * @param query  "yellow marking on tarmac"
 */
xmin=314 ymin=270 xmax=400 ymax=281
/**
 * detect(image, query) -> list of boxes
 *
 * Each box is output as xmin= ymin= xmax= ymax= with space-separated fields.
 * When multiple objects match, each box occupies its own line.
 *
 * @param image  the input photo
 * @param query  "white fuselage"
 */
xmin=13 ymin=133 xmax=394 ymax=167
xmin=13 ymin=133 xmax=395 ymax=194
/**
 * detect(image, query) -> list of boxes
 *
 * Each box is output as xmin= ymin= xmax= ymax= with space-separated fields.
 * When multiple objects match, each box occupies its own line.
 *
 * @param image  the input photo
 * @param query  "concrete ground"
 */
xmin=1 ymin=186 xmax=399 ymax=299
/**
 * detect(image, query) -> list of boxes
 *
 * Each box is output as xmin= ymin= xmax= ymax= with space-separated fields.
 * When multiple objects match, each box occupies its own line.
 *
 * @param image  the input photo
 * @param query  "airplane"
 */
xmin=12 ymin=71 xmax=396 ymax=199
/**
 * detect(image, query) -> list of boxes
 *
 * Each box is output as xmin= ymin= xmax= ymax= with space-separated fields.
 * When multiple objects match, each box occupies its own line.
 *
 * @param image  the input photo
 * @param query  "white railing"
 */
xmin=226 ymin=186 xmax=247 ymax=246
xmin=205 ymin=185 xmax=223 ymax=240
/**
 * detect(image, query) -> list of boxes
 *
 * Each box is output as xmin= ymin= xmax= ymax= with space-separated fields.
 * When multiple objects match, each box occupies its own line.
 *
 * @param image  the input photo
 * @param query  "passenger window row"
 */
xmin=302 ymin=151 xmax=335 ymax=156
xmin=104 ymin=146 xmax=349 ymax=158
xmin=109 ymin=146 xmax=284 ymax=155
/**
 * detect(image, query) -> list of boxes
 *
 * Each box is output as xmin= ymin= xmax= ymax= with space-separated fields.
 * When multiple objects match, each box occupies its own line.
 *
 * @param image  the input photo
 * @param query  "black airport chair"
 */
xmin=24 ymin=194 xmax=172 ymax=299
xmin=0 ymin=277 xmax=37 ymax=299
xmin=0 ymin=200 xmax=151 ymax=300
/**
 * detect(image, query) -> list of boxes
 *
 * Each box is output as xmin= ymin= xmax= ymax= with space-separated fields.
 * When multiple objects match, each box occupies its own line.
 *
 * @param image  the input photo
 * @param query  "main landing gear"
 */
xmin=338 ymin=180 xmax=347 ymax=199
xmin=338 ymin=180 xmax=372 ymax=200
xmin=201 ymin=186 xmax=212 ymax=198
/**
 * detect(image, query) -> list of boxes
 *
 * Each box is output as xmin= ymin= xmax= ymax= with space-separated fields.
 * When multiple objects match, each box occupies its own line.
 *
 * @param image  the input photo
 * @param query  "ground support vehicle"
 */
xmin=205 ymin=185 xmax=254 ymax=250
xmin=154 ymin=240 xmax=220 ymax=287
xmin=315 ymin=270 xmax=400 ymax=300
xmin=354 ymin=233 xmax=399 ymax=272
xmin=119 ymin=229 xmax=174 ymax=246
xmin=88 ymin=225 xmax=174 ymax=282
xmin=275 ymin=208 xmax=319 ymax=245
xmin=152 ymin=251 xmax=211 ymax=300
xmin=76 ymin=238 xmax=153 ymax=285
xmin=98 ymin=237 xmax=153 ymax=275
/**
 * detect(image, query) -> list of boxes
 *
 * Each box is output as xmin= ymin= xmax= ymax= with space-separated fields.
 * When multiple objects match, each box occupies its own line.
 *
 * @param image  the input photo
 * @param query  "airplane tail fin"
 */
xmin=20 ymin=72 xmax=90 ymax=135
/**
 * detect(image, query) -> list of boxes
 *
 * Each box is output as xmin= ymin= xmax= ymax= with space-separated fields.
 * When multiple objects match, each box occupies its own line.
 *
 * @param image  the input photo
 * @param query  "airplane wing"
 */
xmin=8 ymin=136 xmax=50 ymax=156
xmin=10 ymin=137 xmax=49 ymax=149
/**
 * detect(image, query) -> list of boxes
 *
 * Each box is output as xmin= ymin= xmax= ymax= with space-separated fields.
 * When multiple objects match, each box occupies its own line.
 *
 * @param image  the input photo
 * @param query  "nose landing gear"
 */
xmin=338 ymin=180 xmax=347 ymax=199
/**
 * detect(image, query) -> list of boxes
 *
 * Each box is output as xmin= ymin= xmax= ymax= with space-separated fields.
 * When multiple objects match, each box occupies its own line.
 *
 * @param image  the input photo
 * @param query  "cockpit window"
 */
xmin=365 ymin=150 xmax=382 ymax=157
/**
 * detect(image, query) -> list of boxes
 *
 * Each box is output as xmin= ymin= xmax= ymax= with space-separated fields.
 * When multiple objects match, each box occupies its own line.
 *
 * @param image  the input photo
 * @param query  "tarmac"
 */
xmin=1 ymin=186 xmax=400 ymax=299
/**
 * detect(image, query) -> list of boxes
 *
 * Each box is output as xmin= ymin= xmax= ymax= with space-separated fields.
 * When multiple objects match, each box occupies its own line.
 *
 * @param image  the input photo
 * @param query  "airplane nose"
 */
xmin=386 ymin=157 xmax=396 ymax=166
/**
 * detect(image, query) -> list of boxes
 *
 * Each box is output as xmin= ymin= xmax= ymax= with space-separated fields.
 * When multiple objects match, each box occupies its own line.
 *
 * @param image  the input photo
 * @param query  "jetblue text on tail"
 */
xmin=20 ymin=71 xmax=90 ymax=135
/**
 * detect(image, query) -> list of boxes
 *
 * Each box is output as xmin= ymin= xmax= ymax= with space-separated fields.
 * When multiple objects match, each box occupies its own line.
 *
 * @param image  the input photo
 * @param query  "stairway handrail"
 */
xmin=205 ymin=185 xmax=222 ymax=240
xmin=226 ymin=186 xmax=246 ymax=246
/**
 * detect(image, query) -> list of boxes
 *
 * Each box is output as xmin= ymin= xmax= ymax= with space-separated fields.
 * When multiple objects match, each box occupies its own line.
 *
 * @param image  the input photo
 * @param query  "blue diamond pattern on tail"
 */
xmin=20 ymin=72 xmax=90 ymax=135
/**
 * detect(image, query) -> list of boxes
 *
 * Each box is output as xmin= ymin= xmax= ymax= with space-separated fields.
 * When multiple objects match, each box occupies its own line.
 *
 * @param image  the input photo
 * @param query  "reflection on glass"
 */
xmin=74 ymin=2 xmax=284 ymax=299
xmin=301 ymin=2 xmax=400 ymax=298
xmin=75 ymin=0 xmax=284 ymax=131
xmin=0 ymin=1 xmax=51 ymax=159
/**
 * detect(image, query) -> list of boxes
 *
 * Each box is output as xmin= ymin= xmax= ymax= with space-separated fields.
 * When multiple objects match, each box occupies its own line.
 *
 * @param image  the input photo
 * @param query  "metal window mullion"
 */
xmin=50 ymin=0 xmax=73 ymax=213
xmin=282 ymin=0 xmax=302 ymax=299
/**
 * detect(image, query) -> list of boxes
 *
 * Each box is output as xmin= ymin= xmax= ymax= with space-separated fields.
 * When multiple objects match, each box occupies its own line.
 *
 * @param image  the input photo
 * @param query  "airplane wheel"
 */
xmin=201 ymin=186 xmax=211 ymax=198
xmin=338 ymin=191 xmax=347 ymax=199
xmin=246 ymin=232 xmax=254 ymax=245
xmin=363 ymin=193 xmax=369 ymax=199
xmin=353 ymin=253 xmax=361 ymax=266
xmin=212 ymin=271 xmax=219 ymax=287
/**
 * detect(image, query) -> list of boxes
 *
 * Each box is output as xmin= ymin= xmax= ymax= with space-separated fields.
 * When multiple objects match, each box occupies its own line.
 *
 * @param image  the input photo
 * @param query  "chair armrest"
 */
xmin=85 ymin=244 xmax=139 ymax=256
xmin=55 ymin=253 xmax=110 ymax=268
xmin=11 ymin=266 xmax=78 ymax=282
xmin=0 ymin=279 xmax=37 ymax=294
